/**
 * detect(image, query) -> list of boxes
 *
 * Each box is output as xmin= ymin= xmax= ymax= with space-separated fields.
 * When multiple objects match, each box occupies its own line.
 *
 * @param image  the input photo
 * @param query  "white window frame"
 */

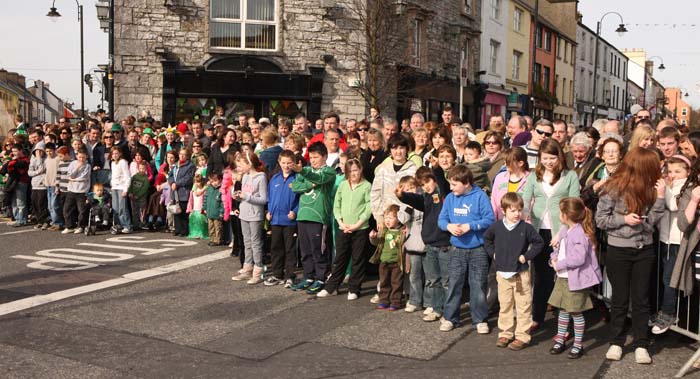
xmin=491 ymin=0 xmax=501 ymax=20
xmin=512 ymin=50 xmax=521 ymax=80
xmin=682 ymin=107 xmax=688 ymax=116
xmin=209 ymin=0 xmax=279 ymax=51
xmin=490 ymin=40 xmax=500 ymax=75
xmin=513 ymin=8 xmax=522 ymax=32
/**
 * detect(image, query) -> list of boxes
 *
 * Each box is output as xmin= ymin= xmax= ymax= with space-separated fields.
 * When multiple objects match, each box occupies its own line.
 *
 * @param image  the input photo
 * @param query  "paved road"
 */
xmin=0 ymin=222 xmax=699 ymax=378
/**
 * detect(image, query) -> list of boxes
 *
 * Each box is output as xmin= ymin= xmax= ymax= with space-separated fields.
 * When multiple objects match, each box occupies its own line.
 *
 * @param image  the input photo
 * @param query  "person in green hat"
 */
xmin=111 ymin=123 xmax=127 ymax=149
xmin=141 ymin=128 xmax=157 ymax=159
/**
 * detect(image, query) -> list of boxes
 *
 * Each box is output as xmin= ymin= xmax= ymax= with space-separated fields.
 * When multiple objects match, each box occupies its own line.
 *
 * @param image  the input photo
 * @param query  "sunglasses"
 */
xmin=484 ymin=140 xmax=500 ymax=145
xmin=358 ymin=128 xmax=369 ymax=132
xmin=103 ymin=135 xmax=114 ymax=139
xmin=535 ymin=129 xmax=553 ymax=138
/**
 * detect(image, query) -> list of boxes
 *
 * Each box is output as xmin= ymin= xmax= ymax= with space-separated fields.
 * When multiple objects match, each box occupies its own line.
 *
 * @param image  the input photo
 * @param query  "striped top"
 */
xmin=57 ymin=160 xmax=71 ymax=192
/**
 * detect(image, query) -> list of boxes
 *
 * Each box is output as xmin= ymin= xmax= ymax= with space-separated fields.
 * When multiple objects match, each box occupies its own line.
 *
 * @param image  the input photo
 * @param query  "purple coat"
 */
xmin=550 ymin=224 xmax=602 ymax=291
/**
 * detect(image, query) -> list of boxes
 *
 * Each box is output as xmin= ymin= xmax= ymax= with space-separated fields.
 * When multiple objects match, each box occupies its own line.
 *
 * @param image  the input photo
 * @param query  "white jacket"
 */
xmin=659 ymin=178 xmax=686 ymax=245
xmin=110 ymin=159 xmax=131 ymax=191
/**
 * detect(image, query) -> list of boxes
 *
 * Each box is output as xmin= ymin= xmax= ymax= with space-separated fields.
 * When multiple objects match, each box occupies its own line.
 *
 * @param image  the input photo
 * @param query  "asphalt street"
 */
xmin=0 ymin=222 xmax=699 ymax=378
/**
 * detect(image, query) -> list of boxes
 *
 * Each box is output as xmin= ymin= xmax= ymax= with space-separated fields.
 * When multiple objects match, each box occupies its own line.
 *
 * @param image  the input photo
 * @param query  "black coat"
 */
xmin=207 ymin=142 xmax=240 ymax=176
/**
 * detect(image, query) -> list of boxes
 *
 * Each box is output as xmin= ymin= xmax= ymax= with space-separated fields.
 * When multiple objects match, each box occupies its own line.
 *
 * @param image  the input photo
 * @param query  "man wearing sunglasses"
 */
xmin=524 ymin=119 xmax=554 ymax=167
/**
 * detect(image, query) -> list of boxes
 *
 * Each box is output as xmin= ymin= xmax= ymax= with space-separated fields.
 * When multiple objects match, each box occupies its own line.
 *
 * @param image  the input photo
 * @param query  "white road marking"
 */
xmin=0 ymin=250 xmax=230 ymax=316
xmin=0 ymin=229 xmax=39 ymax=236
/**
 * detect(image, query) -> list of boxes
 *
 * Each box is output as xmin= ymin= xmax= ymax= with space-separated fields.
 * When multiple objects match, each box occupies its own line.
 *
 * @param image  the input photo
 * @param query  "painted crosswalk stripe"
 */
xmin=0 ymin=250 xmax=230 ymax=316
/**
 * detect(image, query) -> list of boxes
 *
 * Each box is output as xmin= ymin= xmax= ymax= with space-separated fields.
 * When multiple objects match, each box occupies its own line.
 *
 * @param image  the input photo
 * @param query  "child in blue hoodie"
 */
xmin=437 ymin=164 xmax=495 ymax=333
xmin=264 ymin=150 xmax=300 ymax=287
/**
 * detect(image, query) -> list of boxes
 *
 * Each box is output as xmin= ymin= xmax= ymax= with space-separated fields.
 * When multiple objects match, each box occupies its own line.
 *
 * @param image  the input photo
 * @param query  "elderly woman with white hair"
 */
xmin=565 ymin=131 xmax=600 ymax=181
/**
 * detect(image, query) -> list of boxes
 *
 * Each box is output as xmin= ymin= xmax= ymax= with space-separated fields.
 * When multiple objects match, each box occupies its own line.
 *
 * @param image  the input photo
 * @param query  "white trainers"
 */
xmin=606 ymin=345 xmax=623 ymax=361
xmin=635 ymin=347 xmax=652 ymax=364
xmin=283 ymin=279 xmax=294 ymax=288
xmin=74 ymin=227 xmax=84 ymax=234
xmin=347 ymin=292 xmax=358 ymax=301
xmin=316 ymin=289 xmax=337 ymax=298
xmin=423 ymin=311 xmax=441 ymax=322
xmin=439 ymin=319 xmax=454 ymax=332
xmin=476 ymin=322 xmax=490 ymax=334
xmin=61 ymin=228 xmax=73 ymax=234
xmin=404 ymin=303 xmax=420 ymax=313
xmin=423 ymin=307 xmax=434 ymax=316
xmin=370 ymin=294 xmax=380 ymax=304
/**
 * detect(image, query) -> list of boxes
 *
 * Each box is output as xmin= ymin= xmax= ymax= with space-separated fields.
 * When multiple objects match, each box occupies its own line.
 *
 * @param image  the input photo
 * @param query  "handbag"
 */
xmin=167 ymin=189 xmax=182 ymax=214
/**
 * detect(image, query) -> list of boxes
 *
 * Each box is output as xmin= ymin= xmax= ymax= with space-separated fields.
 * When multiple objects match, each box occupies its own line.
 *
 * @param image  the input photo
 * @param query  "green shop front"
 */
xmin=161 ymin=56 xmax=325 ymax=126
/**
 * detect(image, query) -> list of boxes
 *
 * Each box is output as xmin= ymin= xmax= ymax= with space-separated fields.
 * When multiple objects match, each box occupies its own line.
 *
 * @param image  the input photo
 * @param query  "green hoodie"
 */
xmin=333 ymin=179 xmax=372 ymax=230
xmin=291 ymin=165 xmax=336 ymax=224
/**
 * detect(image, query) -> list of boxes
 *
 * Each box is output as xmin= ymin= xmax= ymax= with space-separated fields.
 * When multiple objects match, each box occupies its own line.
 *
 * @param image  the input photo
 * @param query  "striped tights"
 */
xmin=555 ymin=310 xmax=585 ymax=348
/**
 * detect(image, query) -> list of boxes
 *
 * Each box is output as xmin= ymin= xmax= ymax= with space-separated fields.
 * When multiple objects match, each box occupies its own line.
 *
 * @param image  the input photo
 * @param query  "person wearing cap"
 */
xmin=141 ymin=127 xmax=158 ymax=159
xmin=127 ymin=129 xmax=152 ymax=163
xmin=111 ymin=123 xmax=128 ymax=149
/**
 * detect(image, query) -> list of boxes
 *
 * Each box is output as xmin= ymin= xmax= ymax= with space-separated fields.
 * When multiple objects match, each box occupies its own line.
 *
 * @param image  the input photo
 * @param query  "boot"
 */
xmin=247 ymin=266 xmax=264 ymax=285
xmin=232 ymin=264 xmax=253 ymax=281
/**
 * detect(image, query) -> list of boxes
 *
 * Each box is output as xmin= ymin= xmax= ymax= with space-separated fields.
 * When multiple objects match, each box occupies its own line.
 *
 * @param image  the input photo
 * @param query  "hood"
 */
xmin=32 ymin=141 xmax=46 ymax=153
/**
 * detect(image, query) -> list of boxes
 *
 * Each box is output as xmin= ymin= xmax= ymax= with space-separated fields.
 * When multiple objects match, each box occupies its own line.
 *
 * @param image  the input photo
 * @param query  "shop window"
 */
xmin=210 ymin=0 xmax=277 ymax=50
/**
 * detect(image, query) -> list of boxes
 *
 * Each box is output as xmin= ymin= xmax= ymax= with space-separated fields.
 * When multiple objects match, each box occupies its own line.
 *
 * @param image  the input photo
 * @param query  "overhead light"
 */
xmin=684 ymin=92 xmax=689 ymax=97
xmin=47 ymin=6 xmax=61 ymax=21
xmin=615 ymin=23 xmax=628 ymax=38
xmin=658 ymin=63 xmax=666 ymax=71
xmin=95 ymin=1 xmax=109 ymax=19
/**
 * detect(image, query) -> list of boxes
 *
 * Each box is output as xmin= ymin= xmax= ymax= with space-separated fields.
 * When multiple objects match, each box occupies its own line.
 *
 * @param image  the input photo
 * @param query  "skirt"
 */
xmin=548 ymin=277 xmax=593 ymax=313
xmin=187 ymin=211 xmax=209 ymax=239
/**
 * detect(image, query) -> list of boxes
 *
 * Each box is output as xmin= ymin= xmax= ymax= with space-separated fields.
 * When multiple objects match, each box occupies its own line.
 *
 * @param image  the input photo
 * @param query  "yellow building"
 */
xmin=505 ymin=0 xmax=532 ymax=117
xmin=0 ymin=82 xmax=19 ymax=138
xmin=553 ymin=34 xmax=576 ymax=123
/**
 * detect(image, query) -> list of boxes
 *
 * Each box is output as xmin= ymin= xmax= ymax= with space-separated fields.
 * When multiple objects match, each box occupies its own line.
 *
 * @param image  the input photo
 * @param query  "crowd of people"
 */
xmin=1 ymin=104 xmax=699 ymax=365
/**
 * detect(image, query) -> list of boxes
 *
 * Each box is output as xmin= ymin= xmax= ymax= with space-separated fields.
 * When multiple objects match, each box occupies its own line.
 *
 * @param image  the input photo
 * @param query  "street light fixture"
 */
xmin=47 ymin=0 xmax=85 ymax=121
xmin=592 ymin=11 xmax=627 ymax=121
xmin=95 ymin=0 xmax=114 ymax=120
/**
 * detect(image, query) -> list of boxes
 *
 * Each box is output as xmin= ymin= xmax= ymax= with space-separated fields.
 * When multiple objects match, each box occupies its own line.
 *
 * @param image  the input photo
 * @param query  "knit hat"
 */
xmin=111 ymin=123 xmax=123 ymax=132
xmin=630 ymin=104 xmax=643 ymax=115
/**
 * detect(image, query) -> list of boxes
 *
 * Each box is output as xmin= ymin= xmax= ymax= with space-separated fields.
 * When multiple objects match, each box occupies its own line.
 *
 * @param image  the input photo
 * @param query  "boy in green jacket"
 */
xmin=290 ymin=142 xmax=337 ymax=294
xmin=128 ymin=161 xmax=150 ymax=229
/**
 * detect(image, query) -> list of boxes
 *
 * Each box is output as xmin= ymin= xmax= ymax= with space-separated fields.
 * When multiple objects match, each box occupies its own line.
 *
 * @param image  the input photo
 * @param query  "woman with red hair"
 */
xmin=596 ymin=147 xmax=665 ymax=364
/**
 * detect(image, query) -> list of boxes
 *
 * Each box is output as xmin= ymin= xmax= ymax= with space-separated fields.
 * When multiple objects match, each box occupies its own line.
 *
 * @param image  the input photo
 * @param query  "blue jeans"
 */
xmin=111 ymin=189 xmax=132 ymax=231
xmin=407 ymin=253 xmax=425 ymax=307
xmin=46 ymin=186 xmax=63 ymax=226
xmin=11 ymin=183 xmax=28 ymax=225
xmin=660 ymin=243 xmax=679 ymax=316
xmin=444 ymin=246 xmax=489 ymax=326
xmin=423 ymin=245 xmax=451 ymax=314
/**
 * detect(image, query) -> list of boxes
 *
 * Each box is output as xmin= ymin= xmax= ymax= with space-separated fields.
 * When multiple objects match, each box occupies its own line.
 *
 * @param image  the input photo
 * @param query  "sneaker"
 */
xmin=388 ymin=305 xmax=400 ymax=311
xmin=102 ymin=220 xmax=109 ymax=226
xmin=404 ymin=303 xmax=420 ymax=313
xmin=370 ymin=294 xmax=380 ymax=304
xmin=606 ymin=345 xmax=623 ymax=361
xmin=651 ymin=312 xmax=677 ymax=335
xmin=61 ymin=228 xmax=73 ymax=234
xmin=347 ymin=292 xmax=358 ymax=301
xmin=41 ymin=223 xmax=49 ymax=230
xmin=439 ymin=319 xmax=454 ymax=332
xmin=33 ymin=224 xmax=42 ymax=229
xmin=121 ymin=228 xmax=132 ymax=234
xmin=316 ymin=289 xmax=337 ymax=298
xmin=423 ymin=311 xmax=441 ymax=322
xmin=476 ymin=322 xmax=490 ymax=334
xmin=48 ymin=225 xmax=62 ymax=231
xmin=635 ymin=347 xmax=652 ymax=364
xmin=94 ymin=216 xmax=101 ymax=223
xmin=423 ymin=307 xmax=434 ymax=316
xmin=74 ymin=227 xmax=84 ymax=234
xmin=376 ymin=303 xmax=389 ymax=310
xmin=283 ymin=279 xmax=294 ymax=288
xmin=291 ymin=279 xmax=313 ymax=291
xmin=306 ymin=280 xmax=324 ymax=294
xmin=263 ymin=276 xmax=284 ymax=286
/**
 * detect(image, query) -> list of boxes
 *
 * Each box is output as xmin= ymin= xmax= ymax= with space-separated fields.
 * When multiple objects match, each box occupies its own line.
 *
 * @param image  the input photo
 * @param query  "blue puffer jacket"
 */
xmin=267 ymin=171 xmax=299 ymax=226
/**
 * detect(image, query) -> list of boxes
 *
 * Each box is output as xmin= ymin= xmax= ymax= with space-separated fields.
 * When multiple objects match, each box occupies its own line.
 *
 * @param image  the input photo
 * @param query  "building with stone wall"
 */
xmin=112 ymin=0 xmax=481 ymax=126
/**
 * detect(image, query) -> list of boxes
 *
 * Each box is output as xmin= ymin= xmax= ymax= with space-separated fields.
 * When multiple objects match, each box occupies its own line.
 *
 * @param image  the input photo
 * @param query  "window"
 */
xmin=512 ymin=50 xmax=522 ymax=80
xmin=543 ymin=66 xmax=550 ymax=90
xmin=682 ymin=107 xmax=688 ymax=116
xmin=544 ymin=31 xmax=551 ymax=52
xmin=491 ymin=0 xmax=501 ymax=20
xmin=535 ymin=25 xmax=542 ymax=48
xmin=580 ymin=35 xmax=586 ymax=61
xmin=410 ymin=19 xmax=422 ymax=67
xmin=489 ymin=40 xmax=500 ymax=75
xmin=589 ymin=36 xmax=594 ymax=64
xmin=209 ymin=0 xmax=277 ymax=50
xmin=563 ymin=42 xmax=568 ymax=62
xmin=513 ymin=8 xmax=522 ymax=32
xmin=534 ymin=63 xmax=542 ymax=86
xmin=557 ymin=39 xmax=562 ymax=58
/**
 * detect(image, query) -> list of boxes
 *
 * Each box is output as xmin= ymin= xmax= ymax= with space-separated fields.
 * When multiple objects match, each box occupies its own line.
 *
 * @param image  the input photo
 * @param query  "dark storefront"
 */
xmin=161 ymin=56 xmax=324 ymax=126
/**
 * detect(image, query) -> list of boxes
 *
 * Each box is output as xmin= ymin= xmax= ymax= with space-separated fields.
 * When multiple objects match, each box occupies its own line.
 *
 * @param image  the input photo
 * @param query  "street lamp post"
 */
xmin=47 ymin=0 xmax=85 ymax=121
xmin=95 ymin=0 xmax=114 ymax=121
xmin=673 ymin=87 xmax=689 ymax=121
xmin=591 ymin=12 xmax=627 ymax=121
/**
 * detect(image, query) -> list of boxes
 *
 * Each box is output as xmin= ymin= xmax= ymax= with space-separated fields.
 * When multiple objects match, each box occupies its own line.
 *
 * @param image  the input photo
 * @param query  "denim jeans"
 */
xmin=46 ymin=186 xmax=63 ymax=226
xmin=407 ymin=253 xmax=425 ymax=307
xmin=444 ymin=246 xmax=489 ymax=326
xmin=423 ymin=245 xmax=451 ymax=314
xmin=659 ymin=243 xmax=679 ymax=316
xmin=11 ymin=182 xmax=28 ymax=225
xmin=111 ymin=189 xmax=132 ymax=231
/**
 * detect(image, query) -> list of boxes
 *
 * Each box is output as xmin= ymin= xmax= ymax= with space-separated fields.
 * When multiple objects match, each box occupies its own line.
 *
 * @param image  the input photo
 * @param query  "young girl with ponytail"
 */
xmin=548 ymin=197 xmax=602 ymax=359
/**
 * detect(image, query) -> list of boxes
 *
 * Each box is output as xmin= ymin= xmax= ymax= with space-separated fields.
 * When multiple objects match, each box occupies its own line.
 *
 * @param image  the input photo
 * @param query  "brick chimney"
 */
xmin=7 ymin=72 xmax=19 ymax=86
xmin=0 ymin=69 xmax=8 ymax=83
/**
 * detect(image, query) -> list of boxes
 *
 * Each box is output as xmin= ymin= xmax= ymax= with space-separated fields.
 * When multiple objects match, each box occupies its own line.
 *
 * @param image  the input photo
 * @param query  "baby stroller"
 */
xmin=85 ymin=190 xmax=114 ymax=236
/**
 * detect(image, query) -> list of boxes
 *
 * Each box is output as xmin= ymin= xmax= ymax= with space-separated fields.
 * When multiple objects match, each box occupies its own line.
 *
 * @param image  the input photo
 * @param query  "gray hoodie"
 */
xmin=28 ymin=142 xmax=46 ymax=190
xmin=237 ymin=171 xmax=268 ymax=222
xmin=595 ymin=191 xmax=664 ymax=249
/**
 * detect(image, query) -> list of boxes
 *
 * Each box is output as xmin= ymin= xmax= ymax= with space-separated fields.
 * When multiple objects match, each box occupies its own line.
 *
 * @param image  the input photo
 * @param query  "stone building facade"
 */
xmin=112 ymin=0 xmax=481 ymax=126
